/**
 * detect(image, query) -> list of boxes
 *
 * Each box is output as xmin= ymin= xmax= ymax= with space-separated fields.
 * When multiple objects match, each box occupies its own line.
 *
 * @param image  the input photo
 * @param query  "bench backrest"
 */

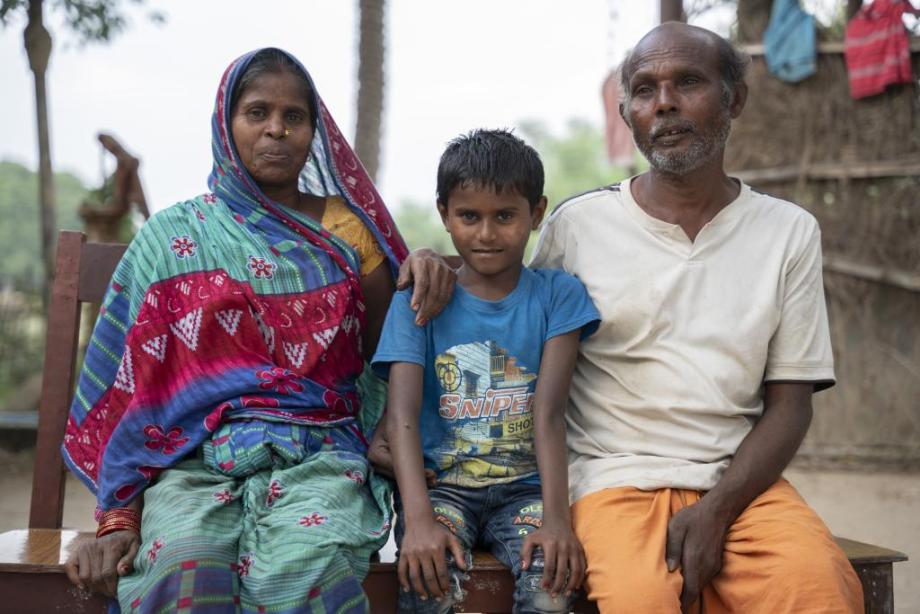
xmin=30 ymin=231 xmax=126 ymax=529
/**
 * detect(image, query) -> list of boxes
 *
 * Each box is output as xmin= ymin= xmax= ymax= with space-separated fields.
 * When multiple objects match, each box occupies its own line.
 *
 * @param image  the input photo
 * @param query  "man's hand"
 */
xmin=64 ymin=530 xmax=140 ymax=597
xmin=665 ymin=501 xmax=730 ymax=612
xmin=520 ymin=521 xmax=586 ymax=599
xmin=398 ymin=518 xmax=468 ymax=601
xmin=396 ymin=248 xmax=457 ymax=325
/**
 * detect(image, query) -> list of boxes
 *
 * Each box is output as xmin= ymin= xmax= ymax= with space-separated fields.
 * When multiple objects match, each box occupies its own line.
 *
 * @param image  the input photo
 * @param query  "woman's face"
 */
xmin=231 ymin=69 xmax=314 ymax=192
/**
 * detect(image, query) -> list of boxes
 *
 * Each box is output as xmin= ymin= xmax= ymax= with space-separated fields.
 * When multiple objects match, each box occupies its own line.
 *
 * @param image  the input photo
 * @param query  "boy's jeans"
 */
xmin=395 ymin=481 xmax=573 ymax=614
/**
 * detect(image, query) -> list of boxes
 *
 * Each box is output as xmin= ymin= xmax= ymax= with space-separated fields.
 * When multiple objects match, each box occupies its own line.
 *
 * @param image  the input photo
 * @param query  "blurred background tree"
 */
xmin=0 ymin=0 xmax=163 ymax=308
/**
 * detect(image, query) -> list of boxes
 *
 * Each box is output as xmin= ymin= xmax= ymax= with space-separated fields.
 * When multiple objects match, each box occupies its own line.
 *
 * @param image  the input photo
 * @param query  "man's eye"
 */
xmin=634 ymin=85 xmax=653 ymax=96
xmin=683 ymin=77 xmax=700 ymax=86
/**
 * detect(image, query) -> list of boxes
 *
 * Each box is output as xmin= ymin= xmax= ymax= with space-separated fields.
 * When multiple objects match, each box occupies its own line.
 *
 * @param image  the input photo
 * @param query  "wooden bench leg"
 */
xmin=855 ymin=562 xmax=895 ymax=614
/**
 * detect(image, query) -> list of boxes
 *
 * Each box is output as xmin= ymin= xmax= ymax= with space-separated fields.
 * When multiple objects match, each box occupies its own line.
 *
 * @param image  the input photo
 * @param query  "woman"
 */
xmin=63 ymin=48 xmax=428 ymax=613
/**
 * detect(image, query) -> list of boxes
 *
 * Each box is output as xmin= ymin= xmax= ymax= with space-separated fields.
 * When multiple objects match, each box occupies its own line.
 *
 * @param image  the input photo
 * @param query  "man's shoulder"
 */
xmin=743 ymin=184 xmax=819 ymax=229
xmin=527 ymin=266 xmax=585 ymax=294
xmin=545 ymin=182 xmax=624 ymax=224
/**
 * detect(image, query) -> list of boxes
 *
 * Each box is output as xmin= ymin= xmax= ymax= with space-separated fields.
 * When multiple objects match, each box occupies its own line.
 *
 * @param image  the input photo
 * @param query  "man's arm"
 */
xmin=386 ymin=362 xmax=466 ymax=600
xmin=666 ymin=381 xmax=814 ymax=612
xmin=520 ymin=330 xmax=586 ymax=599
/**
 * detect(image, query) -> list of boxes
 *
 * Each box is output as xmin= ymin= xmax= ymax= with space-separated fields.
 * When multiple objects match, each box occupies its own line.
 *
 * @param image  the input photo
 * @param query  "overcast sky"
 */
xmin=1 ymin=1 xmax=672 ymax=212
xmin=7 ymin=0 xmax=873 ymax=215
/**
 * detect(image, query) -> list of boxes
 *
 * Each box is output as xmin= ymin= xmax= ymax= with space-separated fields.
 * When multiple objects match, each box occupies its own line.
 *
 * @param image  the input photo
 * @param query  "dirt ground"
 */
xmin=1 ymin=450 xmax=916 ymax=612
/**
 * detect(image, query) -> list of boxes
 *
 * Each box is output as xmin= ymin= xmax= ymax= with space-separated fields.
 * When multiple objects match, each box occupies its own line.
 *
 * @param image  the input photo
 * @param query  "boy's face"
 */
xmin=438 ymin=183 xmax=546 ymax=283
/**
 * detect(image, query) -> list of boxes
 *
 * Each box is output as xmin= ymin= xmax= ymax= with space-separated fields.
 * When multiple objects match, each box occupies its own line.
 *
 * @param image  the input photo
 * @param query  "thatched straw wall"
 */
xmin=726 ymin=43 xmax=920 ymax=468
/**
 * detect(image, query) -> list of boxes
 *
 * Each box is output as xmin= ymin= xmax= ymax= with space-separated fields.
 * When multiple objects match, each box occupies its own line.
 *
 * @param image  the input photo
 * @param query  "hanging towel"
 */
xmin=764 ymin=0 xmax=818 ymax=82
xmin=845 ymin=0 xmax=916 ymax=99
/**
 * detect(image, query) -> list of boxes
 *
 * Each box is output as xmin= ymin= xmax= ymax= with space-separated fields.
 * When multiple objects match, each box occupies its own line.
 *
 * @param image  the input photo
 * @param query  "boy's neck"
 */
xmin=456 ymin=262 xmax=524 ymax=301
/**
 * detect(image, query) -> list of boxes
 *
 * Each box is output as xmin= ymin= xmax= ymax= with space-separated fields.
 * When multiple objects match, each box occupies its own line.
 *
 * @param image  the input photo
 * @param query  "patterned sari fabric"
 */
xmin=61 ymin=48 xmax=407 ymax=613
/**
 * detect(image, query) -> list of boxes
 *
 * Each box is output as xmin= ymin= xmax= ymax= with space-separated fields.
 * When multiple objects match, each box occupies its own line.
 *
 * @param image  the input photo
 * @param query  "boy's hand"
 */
xmin=398 ymin=518 xmax=468 ymax=601
xmin=520 ymin=521 xmax=586 ymax=599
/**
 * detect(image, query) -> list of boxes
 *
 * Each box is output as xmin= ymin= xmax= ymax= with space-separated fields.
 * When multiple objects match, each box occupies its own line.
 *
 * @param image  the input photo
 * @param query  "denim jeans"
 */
xmin=395 ymin=481 xmax=573 ymax=614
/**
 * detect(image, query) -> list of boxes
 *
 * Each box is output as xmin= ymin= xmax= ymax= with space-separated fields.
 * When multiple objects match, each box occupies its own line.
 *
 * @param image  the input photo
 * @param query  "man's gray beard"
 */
xmin=637 ymin=110 xmax=732 ymax=176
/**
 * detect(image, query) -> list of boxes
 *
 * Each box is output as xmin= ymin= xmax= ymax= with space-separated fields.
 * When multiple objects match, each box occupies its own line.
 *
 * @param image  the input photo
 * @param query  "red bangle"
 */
xmin=96 ymin=507 xmax=141 ymax=538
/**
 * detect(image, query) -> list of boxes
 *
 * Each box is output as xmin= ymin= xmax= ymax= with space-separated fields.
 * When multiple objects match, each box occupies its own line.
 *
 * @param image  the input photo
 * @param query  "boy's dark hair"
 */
xmin=436 ymin=129 xmax=544 ymax=208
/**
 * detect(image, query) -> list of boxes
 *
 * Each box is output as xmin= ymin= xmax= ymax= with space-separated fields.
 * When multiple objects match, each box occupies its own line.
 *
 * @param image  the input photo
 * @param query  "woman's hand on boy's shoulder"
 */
xmin=398 ymin=518 xmax=468 ymax=601
xmin=396 ymin=248 xmax=458 ymax=325
xmin=520 ymin=520 xmax=586 ymax=600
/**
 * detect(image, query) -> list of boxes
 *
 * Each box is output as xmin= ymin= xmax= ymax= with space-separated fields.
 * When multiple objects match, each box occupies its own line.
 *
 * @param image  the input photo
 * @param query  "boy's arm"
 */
xmin=386 ymin=362 xmax=466 ymax=600
xmin=522 ymin=329 xmax=586 ymax=599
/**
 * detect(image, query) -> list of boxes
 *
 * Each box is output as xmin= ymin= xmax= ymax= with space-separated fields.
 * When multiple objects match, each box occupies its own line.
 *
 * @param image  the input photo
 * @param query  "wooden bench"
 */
xmin=0 ymin=231 xmax=907 ymax=613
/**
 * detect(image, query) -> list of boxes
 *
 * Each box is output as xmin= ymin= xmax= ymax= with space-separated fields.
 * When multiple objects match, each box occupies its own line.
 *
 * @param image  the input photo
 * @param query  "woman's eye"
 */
xmin=247 ymin=108 xmax=266 ymax=120
xmin=286 ymin=112 xmax=305 ymax=123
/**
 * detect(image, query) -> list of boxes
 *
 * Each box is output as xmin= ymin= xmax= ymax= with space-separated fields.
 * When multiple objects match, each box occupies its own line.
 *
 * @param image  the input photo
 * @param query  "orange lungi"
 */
xmin=571 ymin=478 xmax=863 ymax=613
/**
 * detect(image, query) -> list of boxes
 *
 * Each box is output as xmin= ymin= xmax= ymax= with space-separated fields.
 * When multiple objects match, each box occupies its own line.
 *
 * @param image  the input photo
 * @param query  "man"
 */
xmin=529 ymin=22 xmax=863 ymax=613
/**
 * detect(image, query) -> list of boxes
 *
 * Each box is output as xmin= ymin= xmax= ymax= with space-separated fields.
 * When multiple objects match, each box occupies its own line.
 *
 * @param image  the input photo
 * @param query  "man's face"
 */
xmin=621 ymin=31 xmax=736 ymax=175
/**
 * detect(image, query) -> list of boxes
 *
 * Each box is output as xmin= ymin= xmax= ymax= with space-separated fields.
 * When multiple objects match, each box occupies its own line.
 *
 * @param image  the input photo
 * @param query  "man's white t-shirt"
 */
xmin=530 ymin=177 xmax=835 ymax=502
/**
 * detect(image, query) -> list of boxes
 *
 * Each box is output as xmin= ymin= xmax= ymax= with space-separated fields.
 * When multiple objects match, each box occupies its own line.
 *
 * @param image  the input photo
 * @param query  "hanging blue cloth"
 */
xmin=763 ymin=0 xmax=818 ymax=82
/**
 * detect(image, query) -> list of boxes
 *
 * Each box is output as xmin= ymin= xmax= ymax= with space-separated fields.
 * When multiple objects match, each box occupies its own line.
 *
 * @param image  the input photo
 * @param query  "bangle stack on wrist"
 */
xmin=96 ymin=508 xmax=141 ymax=538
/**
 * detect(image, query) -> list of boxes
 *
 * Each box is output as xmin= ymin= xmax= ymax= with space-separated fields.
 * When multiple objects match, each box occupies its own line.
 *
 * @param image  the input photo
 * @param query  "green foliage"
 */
xmin=393 ymin=199 xmax=456 ymax=255
xmin=0 ymin=0 xmax=164 ymax=43
xmin=0 ymin=160 xmax=86 ymax=285
xmin=519 ymin=119 xmax=633 ymax=216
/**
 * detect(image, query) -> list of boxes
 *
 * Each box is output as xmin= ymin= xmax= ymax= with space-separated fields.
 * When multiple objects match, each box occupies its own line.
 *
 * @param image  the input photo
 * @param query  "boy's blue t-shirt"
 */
xmin=371 ymin=266 xmax=600 ymax=488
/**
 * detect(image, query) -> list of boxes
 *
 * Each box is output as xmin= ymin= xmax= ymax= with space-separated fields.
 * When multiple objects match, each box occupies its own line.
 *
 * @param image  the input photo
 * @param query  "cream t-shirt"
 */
xmin=530 ymin=178 xmax=835 ymax=502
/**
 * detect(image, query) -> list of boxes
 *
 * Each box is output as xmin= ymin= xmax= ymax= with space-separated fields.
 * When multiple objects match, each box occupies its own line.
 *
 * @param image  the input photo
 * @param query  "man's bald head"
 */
xmin=619 ymin=23 xmax=750 ymax=109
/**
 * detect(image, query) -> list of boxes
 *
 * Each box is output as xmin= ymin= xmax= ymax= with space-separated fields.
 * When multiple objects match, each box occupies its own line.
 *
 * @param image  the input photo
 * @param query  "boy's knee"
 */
xmin=514 ymin=569 xmax=571 ymax=613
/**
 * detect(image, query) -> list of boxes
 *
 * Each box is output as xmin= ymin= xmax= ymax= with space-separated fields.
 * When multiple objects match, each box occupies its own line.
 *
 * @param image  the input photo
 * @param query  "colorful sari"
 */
xmin=62 ymin=48 xmax=407 ymax=613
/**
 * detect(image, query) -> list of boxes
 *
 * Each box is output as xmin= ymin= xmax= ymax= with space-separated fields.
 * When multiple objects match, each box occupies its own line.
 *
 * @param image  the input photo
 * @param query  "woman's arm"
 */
xmin=521 ymin=329 xmax=586 ymax=599
xmin=395 ymin=249 xmax=459 ymax=325
xmin=65 ymin=496 xmax=143 ymax=597
xmin=359 ymin=262 xmax=396 ymax=361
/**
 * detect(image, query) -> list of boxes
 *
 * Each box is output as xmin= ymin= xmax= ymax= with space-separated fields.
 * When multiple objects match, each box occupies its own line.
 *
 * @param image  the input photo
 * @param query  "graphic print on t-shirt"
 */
xmin=434 ymin=340 xmax=538 ymax=486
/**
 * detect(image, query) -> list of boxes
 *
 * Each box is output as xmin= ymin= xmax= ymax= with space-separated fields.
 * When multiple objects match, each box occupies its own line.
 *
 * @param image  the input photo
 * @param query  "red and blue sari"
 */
xmin=62 ymin=48 xmax=407 ymax=613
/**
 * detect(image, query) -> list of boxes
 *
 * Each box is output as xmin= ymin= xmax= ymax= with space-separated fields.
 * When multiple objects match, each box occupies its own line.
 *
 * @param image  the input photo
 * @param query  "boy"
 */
xmin=370 ymin=129 xmax=600 ymax=613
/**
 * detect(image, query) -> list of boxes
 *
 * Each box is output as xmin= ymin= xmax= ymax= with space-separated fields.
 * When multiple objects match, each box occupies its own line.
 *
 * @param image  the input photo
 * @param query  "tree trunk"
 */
xmin=847 ymin=0 xmax=863 ymax=19
xmin=24 ymin=0 xmax=56 ymax=310
xmin=737 ymin=0 xmax=773 ymax=43
xmin=354 ymin=0 xmax=386 ymax=182
xmin=660 ymin=0 xmax=684 ymax=23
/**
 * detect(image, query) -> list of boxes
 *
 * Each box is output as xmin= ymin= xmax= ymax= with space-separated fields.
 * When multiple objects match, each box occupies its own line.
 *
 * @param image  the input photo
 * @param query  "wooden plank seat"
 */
xmin=0 ymin=231 xmax=908 ymax=613
xmin=0 ymin=529 xmax=908 ymax=613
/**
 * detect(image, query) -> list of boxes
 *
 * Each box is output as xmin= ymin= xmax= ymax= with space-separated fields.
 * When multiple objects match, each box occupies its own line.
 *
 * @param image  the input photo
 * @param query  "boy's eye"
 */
xmin=498 ymin=211 xmax=516 ymax=221
xmin=460 ymin=212 xmax=478 ymax=222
